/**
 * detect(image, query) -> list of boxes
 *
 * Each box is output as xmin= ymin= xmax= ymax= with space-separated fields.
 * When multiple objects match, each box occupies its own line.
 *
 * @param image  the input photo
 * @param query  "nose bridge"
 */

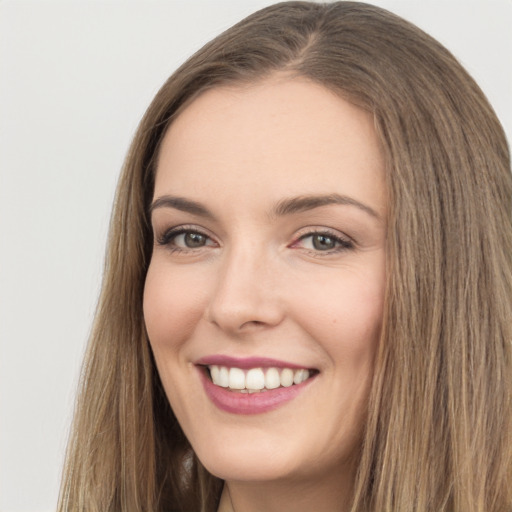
xmin=206 ymin=239 xmax=282 ymax=332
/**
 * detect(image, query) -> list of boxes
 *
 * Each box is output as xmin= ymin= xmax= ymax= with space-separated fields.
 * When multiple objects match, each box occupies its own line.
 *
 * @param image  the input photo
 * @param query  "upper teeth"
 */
xmin=209 ymin=365 xmax=310 ymax=392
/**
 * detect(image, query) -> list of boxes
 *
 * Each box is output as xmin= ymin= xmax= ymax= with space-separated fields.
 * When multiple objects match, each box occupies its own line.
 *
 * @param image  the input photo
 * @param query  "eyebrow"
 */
xmin=272 ymin=193 xmax=381 ymax=220
xmin=149 ymin=195 xmax=216 ymax=219
xmin=149 ymin=193 xmax=381 ymax=221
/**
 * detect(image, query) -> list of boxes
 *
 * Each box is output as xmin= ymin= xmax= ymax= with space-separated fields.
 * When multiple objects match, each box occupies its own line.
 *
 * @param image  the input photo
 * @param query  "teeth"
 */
xmin=265 ymin=367 xmax=281 ymax=389
xmin=293 ymin=368 xmax=308 ymax=385
xmin=208 ymin=365 xmax=311 ymax=391
xmin=210 ymin=365 xmax=220 ymax=383
xmin=280 ymin=368 xmax=294 ymax=387
xmin=229 ymin=367 xmax=245 ymax=390
xmin=246 ymin=368 xmax=265 ymax=390
xmin=218 ymin=366 xmax=229 ymax=387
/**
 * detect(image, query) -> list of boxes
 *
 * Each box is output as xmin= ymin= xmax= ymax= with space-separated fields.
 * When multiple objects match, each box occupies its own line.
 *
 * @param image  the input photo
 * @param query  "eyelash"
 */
xmin=156 ymin=226 xmax=216 ymax=253
xmin=156 ymin=226 xmax=355 ymax=255
xmin=292 ymin=229 xmax=354 ymax=256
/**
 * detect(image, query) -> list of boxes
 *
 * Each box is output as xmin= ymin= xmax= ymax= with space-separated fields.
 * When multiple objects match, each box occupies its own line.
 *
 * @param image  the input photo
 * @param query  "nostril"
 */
xmin=241 ymin=320 xmax=265 ymax=328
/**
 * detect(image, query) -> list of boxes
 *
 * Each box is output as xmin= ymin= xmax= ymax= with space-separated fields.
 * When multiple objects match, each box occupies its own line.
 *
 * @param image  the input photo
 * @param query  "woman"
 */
xmin=58 ymin=2 xmax=512 ymax=511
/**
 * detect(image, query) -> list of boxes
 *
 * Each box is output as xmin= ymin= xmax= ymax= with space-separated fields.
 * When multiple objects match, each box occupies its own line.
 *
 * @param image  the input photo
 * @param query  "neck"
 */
xmin=217 ymin=468 xmax=354 ymax=512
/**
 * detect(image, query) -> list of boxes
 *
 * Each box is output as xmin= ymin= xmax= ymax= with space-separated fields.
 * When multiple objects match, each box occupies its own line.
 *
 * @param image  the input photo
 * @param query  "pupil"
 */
xmin=185 ymin=232 xmax=205 ymax=248
xmin=313 ymin=234 xmax=335 ymax=251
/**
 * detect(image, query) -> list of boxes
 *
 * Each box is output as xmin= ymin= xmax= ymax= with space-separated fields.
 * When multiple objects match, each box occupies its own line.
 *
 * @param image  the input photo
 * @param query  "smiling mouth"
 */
xmin=204 ymin=365 xmax=318 ymax=393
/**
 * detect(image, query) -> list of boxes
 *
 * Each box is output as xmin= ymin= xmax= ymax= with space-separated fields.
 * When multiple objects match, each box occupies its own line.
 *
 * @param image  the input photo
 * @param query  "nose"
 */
xmin=205 ymin=245 xmax=284 ymax=334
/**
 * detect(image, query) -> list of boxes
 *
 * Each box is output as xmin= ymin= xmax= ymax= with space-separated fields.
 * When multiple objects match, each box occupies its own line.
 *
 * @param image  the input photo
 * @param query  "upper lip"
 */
xmin=195 ymin=355 xmax=315 ymax=370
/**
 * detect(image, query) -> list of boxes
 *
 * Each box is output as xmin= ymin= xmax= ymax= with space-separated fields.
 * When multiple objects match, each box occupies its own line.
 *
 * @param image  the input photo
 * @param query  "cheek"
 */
xmin=283 ymin=269 xmax=384 ymax=463
xmin=143 ymin=261 xmax=207 ymax=353
xmin=293 ymin=264 xmax=385 ymax=355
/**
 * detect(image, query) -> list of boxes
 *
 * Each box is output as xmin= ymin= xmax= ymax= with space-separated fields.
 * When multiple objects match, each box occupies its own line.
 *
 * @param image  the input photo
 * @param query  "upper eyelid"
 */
xmin=293 ymin=226 xmax=354 ymax=242
xmin=158 ymin=224 xmax=214 ymax=237
xmin=299 ymin=228 xmax=349 ymax=237
xmin=156 ymin=225 xmax=217 ymax=246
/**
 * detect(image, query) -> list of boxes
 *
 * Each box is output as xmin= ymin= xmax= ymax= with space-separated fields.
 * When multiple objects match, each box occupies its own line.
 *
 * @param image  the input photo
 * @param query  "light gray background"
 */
xmin=1 ymin=1 xmax=510 ymax=511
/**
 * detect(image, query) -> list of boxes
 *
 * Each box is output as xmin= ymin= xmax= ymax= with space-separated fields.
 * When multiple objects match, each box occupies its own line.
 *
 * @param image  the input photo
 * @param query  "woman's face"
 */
xmin=144 ymin=77 xmax=387 ymax=486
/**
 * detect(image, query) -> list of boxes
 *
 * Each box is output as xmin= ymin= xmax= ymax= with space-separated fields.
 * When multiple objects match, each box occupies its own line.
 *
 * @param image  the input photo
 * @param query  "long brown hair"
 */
xmin=58 ymin=2 xmax=512 ymax=511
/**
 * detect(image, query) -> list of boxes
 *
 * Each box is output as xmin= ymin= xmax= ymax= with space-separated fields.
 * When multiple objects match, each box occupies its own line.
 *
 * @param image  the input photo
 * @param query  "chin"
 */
xmin=189 ymin=420 xmax=359 ymax=485
xmin=199 ymin=450 xmax=305 ymax=483
xmin=192 ymin=433 xmax=288 ymax=480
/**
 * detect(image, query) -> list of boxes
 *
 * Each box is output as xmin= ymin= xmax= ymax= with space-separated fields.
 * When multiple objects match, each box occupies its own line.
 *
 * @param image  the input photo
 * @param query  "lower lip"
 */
xmin=198 ymin=368 xmax=315 ymax=415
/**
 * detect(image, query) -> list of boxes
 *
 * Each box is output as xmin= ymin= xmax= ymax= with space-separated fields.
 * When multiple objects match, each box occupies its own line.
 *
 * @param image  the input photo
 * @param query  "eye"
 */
xmin=174 ymin=231 xmax=208 ymax=248
xmin=293 ymin=230 xmax=354 ymax=253
xmin=306 ymin=234 xmax=338 ymax=251
xmin=157 ymin=227 xmax=217 ymax=251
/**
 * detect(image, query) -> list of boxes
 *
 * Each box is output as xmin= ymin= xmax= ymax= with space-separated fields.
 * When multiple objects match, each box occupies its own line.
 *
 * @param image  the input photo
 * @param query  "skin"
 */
xmin=143 ymin=75 xmax=387 ymax=512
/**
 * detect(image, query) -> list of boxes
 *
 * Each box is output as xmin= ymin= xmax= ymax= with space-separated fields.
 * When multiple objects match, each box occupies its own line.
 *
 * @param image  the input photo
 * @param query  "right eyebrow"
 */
xmin=149 ymin=195 xmax=216 ymax=220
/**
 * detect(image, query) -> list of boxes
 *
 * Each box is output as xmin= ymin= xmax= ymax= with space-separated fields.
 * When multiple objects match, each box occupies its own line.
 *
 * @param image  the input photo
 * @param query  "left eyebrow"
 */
xmin=271 ymin=193 xmax=381 ymax=220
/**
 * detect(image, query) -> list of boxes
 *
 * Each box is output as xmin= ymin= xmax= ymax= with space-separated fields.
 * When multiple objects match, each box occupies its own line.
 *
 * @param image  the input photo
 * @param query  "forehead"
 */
xmin=155 ymin=76 xmax=386 ymax=218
